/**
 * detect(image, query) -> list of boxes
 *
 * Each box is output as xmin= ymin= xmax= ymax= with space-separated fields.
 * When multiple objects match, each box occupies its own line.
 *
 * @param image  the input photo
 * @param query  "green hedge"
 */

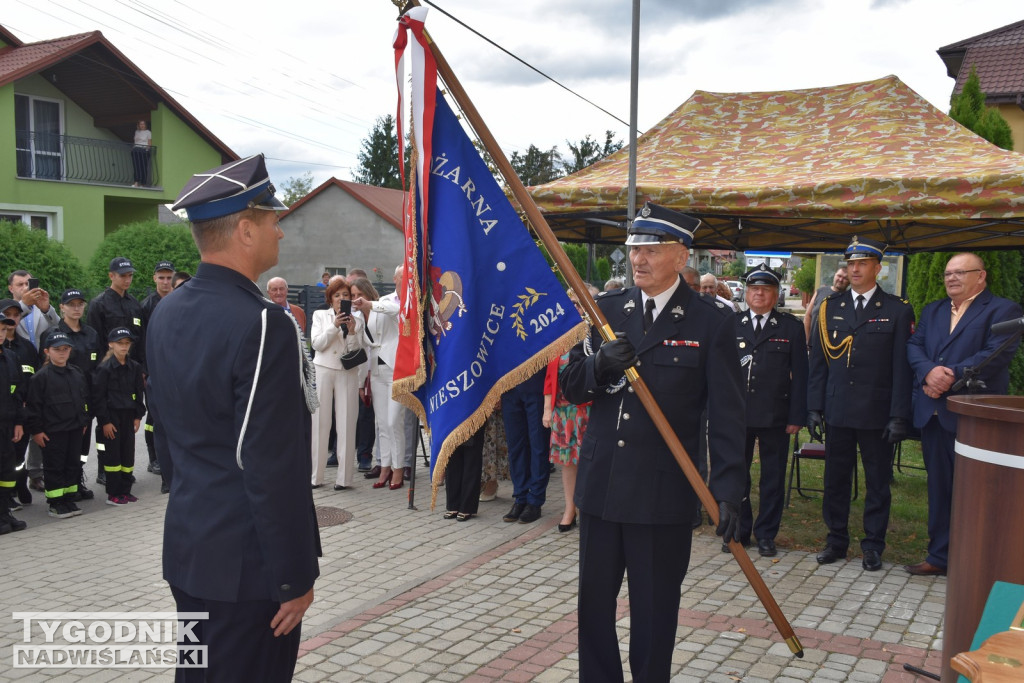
xmin=86 ymin=219 xmax=199 ymax=297
xmin=0 ymin=222 xmax=89 ymax=299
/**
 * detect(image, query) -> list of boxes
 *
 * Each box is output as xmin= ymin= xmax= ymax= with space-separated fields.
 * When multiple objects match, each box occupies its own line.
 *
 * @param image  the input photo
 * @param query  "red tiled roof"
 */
xmin=0 ymin=25 xmax=235 ymax=161
xmin=282 ymin=178 xmax=405 ymax=232
xmin=0 ymin=31 xmax=96 ymax=85
xmin=937 ymin=19 xmax=1024 ymax=97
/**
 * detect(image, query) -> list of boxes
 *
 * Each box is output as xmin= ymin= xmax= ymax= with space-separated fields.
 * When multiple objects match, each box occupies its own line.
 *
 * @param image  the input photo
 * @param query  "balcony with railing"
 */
xmin=15 ymin=131 xmax=160 ymax=188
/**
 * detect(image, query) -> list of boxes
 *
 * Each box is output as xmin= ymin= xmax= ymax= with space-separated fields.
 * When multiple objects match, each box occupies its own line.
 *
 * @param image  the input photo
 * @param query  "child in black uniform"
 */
xmin=92 ymin=328 xmax=145 ymax=505
xmin=26 ymin=331 xmax=90 ymax=519
xmin=0 ymin=312 xmax=28 ymax=533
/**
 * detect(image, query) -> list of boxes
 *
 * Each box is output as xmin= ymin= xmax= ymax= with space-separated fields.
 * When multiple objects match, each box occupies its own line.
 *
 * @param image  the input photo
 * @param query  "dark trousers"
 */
xmin=170 ymin=585 xmax=301 ymax=683
xmin=578 ymin=513 xmax=692 ymax=683
xmin=823 ymin=425 xmax=892 ymax=553
xmin=145 ymin=412 xmax=156 ymax=464
xmin=444 ymin=429 xmax=484 ymax=514
xmin=77 ymin=417 xmax=92 ymax=485
xmin=920 ymin=416 xmax=955 ymax=568
xmin=42 ymin=429 xmax=81 ymax=502
xmin=739 ymin=427 xmax=790 ymax=544
xmin=97 ymin=410 xmax=136 ymax=497
xmin=131 ymin=146 xmax=150 ymax=185
xmin=355 ymin=399 xmax=375 ymax=468
xmin=502 ymin=390 xmax=550 ymax=507
xmin=0 ymin=423 xmax=15 ymax=510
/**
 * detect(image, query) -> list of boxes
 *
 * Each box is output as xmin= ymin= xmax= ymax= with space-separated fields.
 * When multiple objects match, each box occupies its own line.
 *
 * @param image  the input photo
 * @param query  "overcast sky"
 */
xmin=5 ymin=0 xmax=1022 ymax=191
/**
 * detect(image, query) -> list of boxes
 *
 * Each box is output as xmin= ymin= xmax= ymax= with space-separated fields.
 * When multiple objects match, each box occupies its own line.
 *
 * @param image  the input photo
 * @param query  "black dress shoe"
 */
xmin=311 ymin=484 xmax=323 ymax=489
xmin=721 ymin=539 xmax=751 ymax=553
xmin=816 ymin=546 xmax=847 ymax=564
xmin=757 ymin=539 xmax=777 ymax=557
xmin=502 ymin=502 xmax=525 ymax=523
xmin=363 ymin=465 xmax=381 ymax=480
xmin=333 ymin=485 xmax=347 ymax=491
xmin=518 ymin=504 xmax=541 ymax=524
xmin=862 ymin=549 xmax=883 ymax=572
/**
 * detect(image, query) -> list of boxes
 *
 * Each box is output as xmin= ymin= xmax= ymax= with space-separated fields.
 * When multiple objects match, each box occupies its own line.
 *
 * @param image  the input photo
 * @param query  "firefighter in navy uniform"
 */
xmin=140 ymin=260 xmax=174 ymax=489
xmin=0 ymin=312 xmax=28 ymax=533
xmin=147 ymin=154 xmax=320 ymax=682
xmin=56 ymin=288 xmax=101 ymax=501
xmin=1 ymin=299 xmax=41 ymax=502
xmin=733 ymin=263 xmax=807 ymax=557
xmin=561 ymin=202 xmax=745 ymax=683
xmin=807 ymin=236 xmax=914 ymax=572
xmin=87 ymin=257 xmax=146 ymax=371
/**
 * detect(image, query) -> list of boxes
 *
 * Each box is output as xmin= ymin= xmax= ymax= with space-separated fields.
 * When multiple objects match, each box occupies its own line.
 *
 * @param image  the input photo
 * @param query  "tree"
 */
xmin=280 ymin=172 xmax=313 ymax=206
xmin=353 ymin=115 xmax=401 ymax=189
xmin=562 ymin=130 xmax=623 ymax=175
xmin=792 ymin=258 xmax=817 ymax=295
xmin=907 ymin=69 xmax=1023 ymax=390
xmin=0 ymin=221 xmax=88 ymax=299
xmin=950 ymin=67 xmax=1014 ymax=151
xmin=510 ymin=144 xmax=562 ymax=186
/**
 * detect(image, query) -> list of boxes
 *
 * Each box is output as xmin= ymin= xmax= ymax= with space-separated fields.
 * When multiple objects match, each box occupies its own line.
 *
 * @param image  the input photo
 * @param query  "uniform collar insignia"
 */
xmin=740 ymin=316 xmax=749 ymax=325
xmin=623 ymin=299 xmax=636 ymax=314
xmin=770 ymin=317 xmax=778 ymax=326
xmin=875 ymin=300 xmax=882 ymax=307
xmin=671 ymin=305 xmax=684 ymax=319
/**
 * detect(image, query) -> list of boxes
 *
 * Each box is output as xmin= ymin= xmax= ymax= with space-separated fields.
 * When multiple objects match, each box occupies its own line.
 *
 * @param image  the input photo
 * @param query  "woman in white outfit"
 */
xmin=310 ymin=278 xmax=366 ymax=489
xmin=350 ymin=276 xmax=406 ymax=490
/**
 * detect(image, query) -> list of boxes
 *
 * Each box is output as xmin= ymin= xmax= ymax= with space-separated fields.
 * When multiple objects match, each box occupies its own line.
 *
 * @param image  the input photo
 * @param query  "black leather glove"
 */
xmin=593 ymin=332 xmax=637 ymax=383
xmin=807 ymin=410 xmax=824 ymax=442
xmin=881 ymin=417 xmax=909 ymax=444
xmin=716 ymin=501 xmax=740 ymax=544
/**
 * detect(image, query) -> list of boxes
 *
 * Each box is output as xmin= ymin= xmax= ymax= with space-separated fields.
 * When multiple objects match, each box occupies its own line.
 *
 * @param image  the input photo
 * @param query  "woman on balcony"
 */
xmin=131 ymin=120 xmax=151 ymax=187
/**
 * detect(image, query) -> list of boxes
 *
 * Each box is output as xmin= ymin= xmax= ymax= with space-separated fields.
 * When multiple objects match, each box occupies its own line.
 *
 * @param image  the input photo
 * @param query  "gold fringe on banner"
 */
xmin=425 ymin=320 xmax=587 ymax=509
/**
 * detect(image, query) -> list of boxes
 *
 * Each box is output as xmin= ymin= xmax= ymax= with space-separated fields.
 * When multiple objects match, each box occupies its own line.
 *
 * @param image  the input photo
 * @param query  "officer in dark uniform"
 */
xmin=733 ymin=263 xmax=807 ymax=557
xmin=807 ymin=236 xmax=914 ymax=572
xmin=87 ymin=257 xmax=146 ymax=371
xmin=561 ymin=202 xmax=745 ymax=683
xmin=147 ymin=154 xmax=321 ymax=682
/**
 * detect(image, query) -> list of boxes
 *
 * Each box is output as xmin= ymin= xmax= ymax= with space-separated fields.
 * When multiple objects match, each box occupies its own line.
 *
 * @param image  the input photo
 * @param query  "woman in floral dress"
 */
xmin=542 ymin=293 xmax=590 ymax=532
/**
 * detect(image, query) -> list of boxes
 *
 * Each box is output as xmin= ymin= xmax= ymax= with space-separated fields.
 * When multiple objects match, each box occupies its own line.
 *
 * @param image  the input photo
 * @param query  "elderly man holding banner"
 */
xmin=561 ymin=203 xmax=745 ymax=682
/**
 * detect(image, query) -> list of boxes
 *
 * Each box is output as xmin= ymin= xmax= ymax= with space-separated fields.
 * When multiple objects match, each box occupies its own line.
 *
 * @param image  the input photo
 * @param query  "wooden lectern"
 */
xmin=944 ymin=396 xmax=1024 ymax=682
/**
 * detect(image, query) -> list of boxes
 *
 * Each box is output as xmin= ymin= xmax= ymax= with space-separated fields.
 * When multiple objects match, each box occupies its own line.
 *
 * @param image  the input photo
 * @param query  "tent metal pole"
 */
xmin=626 ymin=0 xmax=640 ymax=287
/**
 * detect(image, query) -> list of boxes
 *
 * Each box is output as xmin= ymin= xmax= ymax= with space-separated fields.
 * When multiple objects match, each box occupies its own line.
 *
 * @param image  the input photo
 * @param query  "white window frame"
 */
xmin=0 ymin=204 xmax=64 ymax=241
xmin=14 ymin=93 xmax=65 ymax=180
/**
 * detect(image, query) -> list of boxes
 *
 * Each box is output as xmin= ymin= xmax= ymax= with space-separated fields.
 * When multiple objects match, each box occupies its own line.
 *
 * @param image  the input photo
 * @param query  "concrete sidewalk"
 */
xmin=1 ymin=431 xmax=946 ymax=681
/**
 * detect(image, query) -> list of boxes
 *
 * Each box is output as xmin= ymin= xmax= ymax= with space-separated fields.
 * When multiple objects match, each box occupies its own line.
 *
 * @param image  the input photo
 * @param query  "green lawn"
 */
xmin=748 ymin=430 xmax=930 ymax=566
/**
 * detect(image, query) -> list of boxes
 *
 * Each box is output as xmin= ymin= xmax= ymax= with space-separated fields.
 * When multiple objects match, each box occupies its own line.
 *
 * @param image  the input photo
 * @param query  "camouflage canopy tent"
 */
xmin=529 ymin=76 xmax=1024 ymax=252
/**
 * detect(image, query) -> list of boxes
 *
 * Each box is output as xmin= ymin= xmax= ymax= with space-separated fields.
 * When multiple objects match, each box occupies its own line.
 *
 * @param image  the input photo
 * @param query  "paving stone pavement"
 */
xmin=1 ymin=430 xmax=947 ymax=681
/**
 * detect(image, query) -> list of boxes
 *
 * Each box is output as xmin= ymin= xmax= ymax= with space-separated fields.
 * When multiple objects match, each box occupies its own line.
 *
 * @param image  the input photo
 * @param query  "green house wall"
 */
xmin=0 ymin=80 xmax=226 ymax=263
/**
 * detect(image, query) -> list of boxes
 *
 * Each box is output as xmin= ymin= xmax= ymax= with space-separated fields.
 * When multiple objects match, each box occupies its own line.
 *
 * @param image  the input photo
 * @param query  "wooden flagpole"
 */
xmin=399 ymin=0 xmax=803 ymax=658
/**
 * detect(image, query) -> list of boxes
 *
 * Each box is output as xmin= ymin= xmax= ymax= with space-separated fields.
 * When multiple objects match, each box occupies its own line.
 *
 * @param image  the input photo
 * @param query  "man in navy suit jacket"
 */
xmin=905 ymin=253 xmax=1021 ymax=576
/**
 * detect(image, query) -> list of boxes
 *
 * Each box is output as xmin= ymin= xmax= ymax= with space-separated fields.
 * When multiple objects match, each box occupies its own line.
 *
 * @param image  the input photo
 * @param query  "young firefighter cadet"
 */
xmin=92 ymin=328 xmax=146 ymax=506
xmin=26 ymin=332 xmax=90 ymax=520
xmin=0 ymin=312 xmax=28 ymax=533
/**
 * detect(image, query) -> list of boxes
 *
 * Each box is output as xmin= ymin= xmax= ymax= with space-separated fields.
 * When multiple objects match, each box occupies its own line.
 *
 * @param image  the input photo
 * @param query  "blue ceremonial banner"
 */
xmin=395 ymin=91 xmax=586 ymax=493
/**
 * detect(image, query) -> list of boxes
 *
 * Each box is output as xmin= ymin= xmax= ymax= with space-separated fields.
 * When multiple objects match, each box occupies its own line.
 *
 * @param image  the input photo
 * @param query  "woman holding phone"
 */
xmin=310 ymin=278 xmax=366 ymax=490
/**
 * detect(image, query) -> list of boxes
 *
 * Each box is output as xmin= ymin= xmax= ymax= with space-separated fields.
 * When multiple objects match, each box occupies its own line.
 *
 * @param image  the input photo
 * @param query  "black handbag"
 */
xmin=340 ymin=348 xmax=368 ymax=370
